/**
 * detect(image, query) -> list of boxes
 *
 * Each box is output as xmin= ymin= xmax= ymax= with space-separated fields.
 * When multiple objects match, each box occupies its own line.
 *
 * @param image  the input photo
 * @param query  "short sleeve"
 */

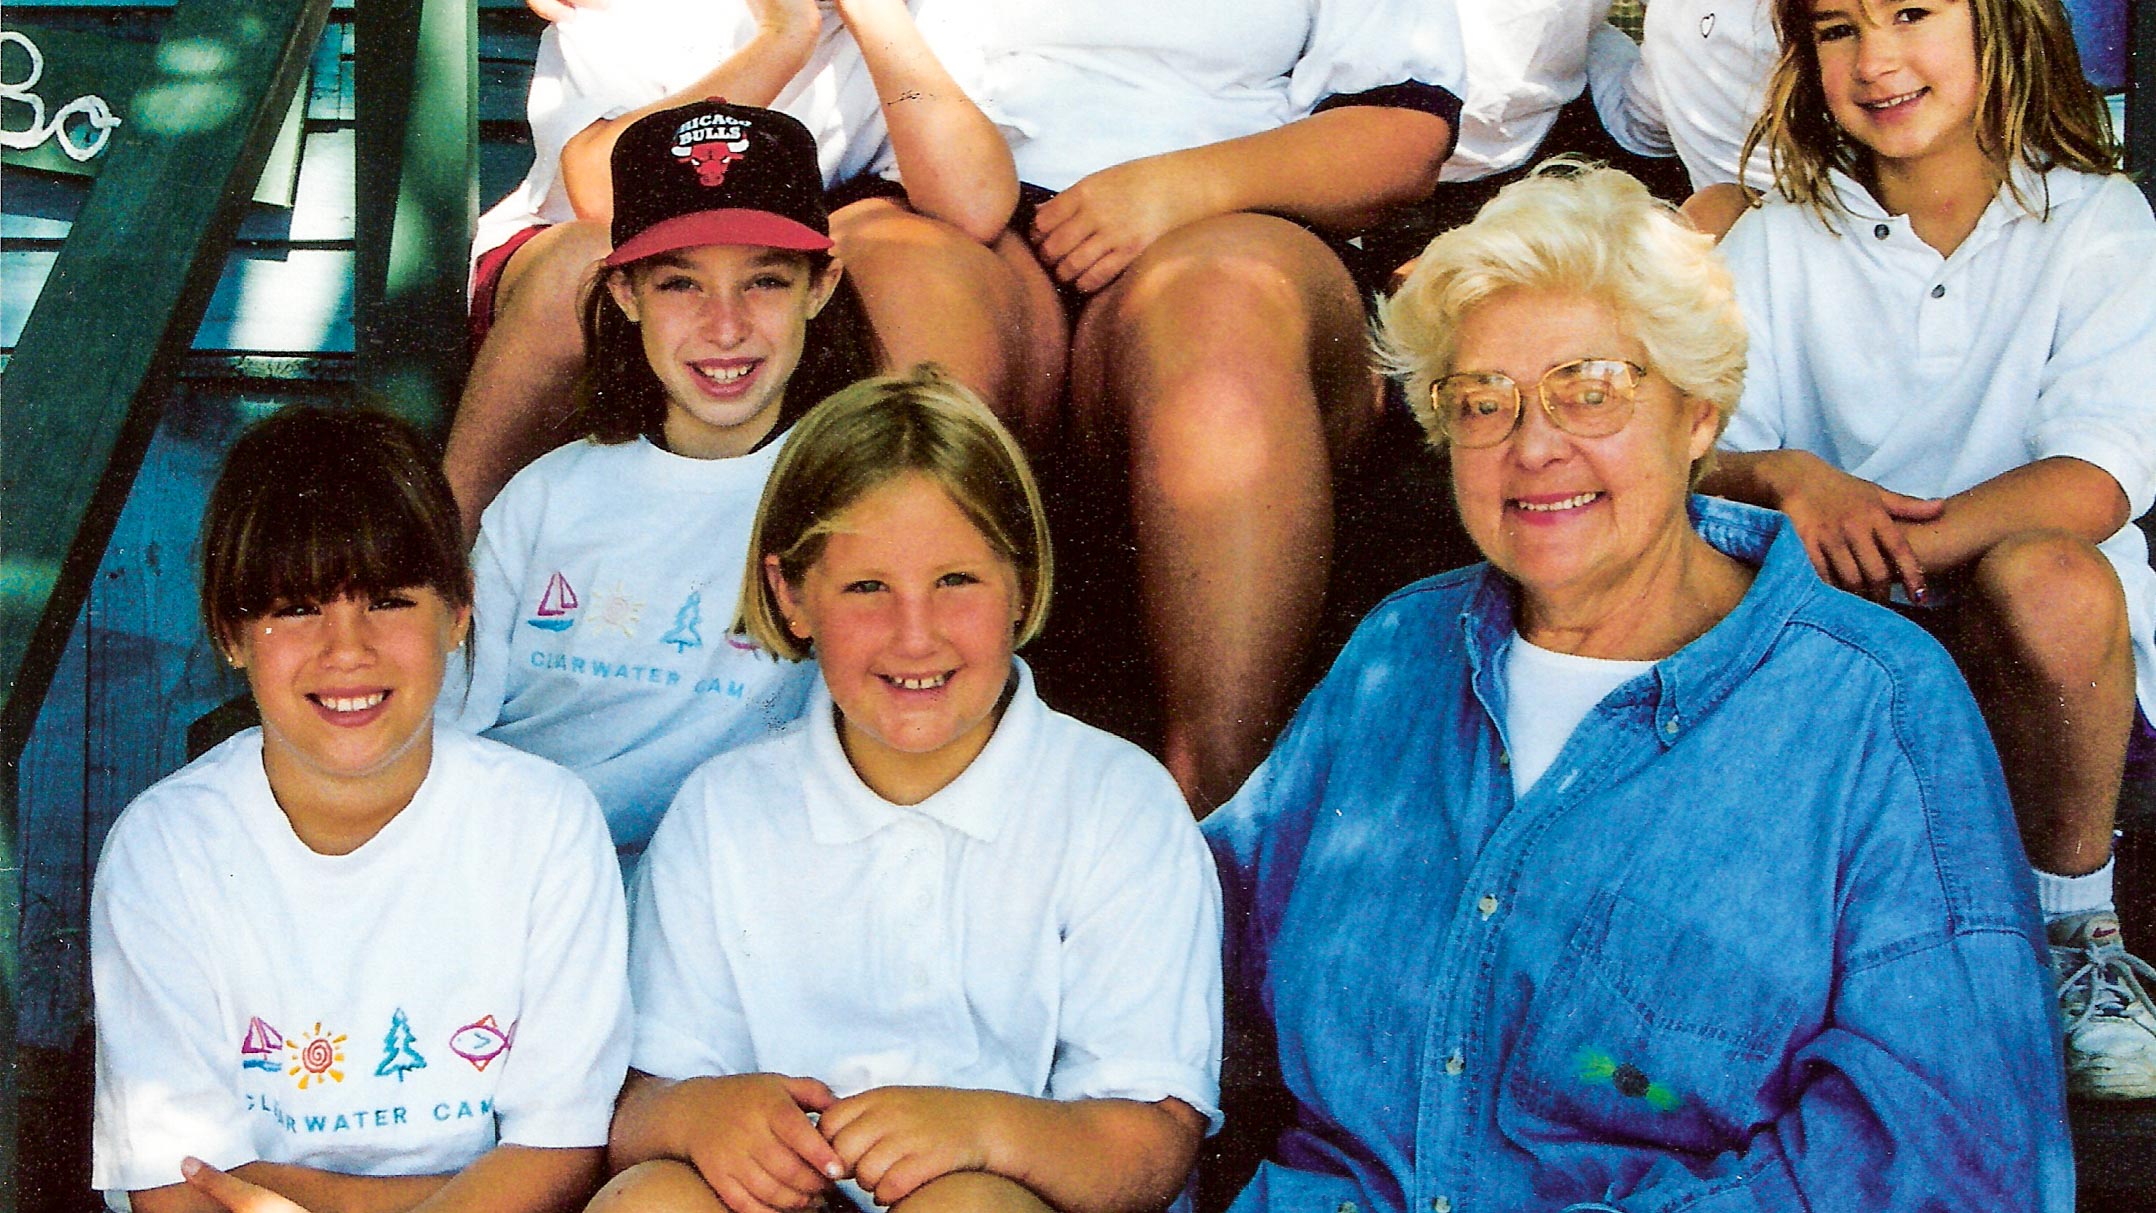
xmin=1716 ymin=208 xmax=1788 ymax=453
xmin=488 ymin=778 xmax=631 ymax=1147
xmin=2028 ymin=182 xmax=2156 ymax=519
xmin=627 ymin=770 xmax=760 ymax=1079
xmin=91 ymin=821 xmax=257 ymax=1193
xmin=1586 ymin=22 xmax=1675 ymax=160
xmin=1045 ymin=758 xmax=1224 ymax=1133
xmin=1291 ymin=0 xmax=1466 ymax=124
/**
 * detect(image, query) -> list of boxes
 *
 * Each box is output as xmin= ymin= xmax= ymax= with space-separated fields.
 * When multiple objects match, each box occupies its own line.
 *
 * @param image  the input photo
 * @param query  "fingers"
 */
xmin=1874 ymin=520 xmax=1928 ymax=603
xmin=780 ymin=1074 xmax=837 ymax=1113
xmin=772 ymin=1109 xmax=846 ymax=1186
xmin=180 ymin=1159 xmax=303 ymax=1213
xmin=1879 ymin=489 xmax=1945 ymax=521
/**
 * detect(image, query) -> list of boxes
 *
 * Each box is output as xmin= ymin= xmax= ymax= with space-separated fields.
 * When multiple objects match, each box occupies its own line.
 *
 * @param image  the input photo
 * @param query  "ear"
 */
xmin=1682 ymin=392 xmax=1721 ymax=465
xmin=764 ymin=554 xmax=810 ymax=640
xmin=446 ymin=603 xmax=473 ymax=654
xmin=806 ymin=256 xmax=844 ymax=320
xmin=605 ymin=269 xmax=641 ymax=324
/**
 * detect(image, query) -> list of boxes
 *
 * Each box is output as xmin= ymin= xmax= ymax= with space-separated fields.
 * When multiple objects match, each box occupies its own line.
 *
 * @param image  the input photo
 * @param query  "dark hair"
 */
xmin=200 ymin=405 xmax=472 ymax=646
xmin=570 ymin=251 xmax=874 ymax=446
xmin=1744 ymin=0 xmax=2122 ymax=221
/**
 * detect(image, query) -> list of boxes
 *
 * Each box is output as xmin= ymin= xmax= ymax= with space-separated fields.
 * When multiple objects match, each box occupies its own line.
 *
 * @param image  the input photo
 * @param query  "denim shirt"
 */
xmin=1203 ymin=498 xmax=2072 ymax=1213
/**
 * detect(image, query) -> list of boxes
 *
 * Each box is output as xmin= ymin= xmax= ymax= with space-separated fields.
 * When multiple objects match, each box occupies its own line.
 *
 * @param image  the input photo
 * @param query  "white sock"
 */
xmin=2036 ymin=857 xmax=2115 ymax=924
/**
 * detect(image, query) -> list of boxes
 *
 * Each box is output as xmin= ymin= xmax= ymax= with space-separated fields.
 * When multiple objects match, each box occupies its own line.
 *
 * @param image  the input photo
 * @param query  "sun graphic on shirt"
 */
xmin=285 ymin=1022 xmax=348 ymax=1089
xmin=587 ymin=582 xmax=646 ymax=638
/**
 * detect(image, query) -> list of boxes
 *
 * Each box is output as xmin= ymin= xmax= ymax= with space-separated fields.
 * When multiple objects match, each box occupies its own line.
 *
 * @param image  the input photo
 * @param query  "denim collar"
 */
xmin=1458 ymin=497 xmax=1820 ymax=749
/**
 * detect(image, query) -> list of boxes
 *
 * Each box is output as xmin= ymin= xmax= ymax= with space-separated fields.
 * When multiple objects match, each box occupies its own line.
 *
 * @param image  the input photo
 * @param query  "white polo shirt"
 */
xmin=472 ymin=0 xmax=1006 ymax=271
xmin=629 ymin=661 xmax=1223 ymax=1133
xmin=977 ymin=0 xmax=1465 ymax=192
xmin=1587 ymin=0 xmax=1776 ymax=190
xmin=92 ymin=728 xmax=629 ymax=1200
xmin=1719 ymin=165 xmax=2156 ymax=717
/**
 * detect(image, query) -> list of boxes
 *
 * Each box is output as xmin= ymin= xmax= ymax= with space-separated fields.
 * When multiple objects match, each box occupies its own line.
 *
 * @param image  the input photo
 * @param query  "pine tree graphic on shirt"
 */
xmin=663 ymin=590 xmax=705 ymax=653
xmin=375 ymin=1008 xmax=427 ymax=1082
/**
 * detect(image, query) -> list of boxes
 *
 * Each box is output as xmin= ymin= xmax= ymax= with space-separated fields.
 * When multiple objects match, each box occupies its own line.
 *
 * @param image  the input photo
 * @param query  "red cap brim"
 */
xmin=604 ymin=209 xmax=833 ymax=266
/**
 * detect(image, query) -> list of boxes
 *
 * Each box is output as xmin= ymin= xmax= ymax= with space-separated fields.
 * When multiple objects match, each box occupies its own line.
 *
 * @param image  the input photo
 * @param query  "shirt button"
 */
xmin=1430 ymin=1198 xmax=1453 ymax=1213
xmin=1497 ymin=750 xmax=1509 ymax=767
xmin=1930 ymin=283 xmax=1946 ymax=298
xmin=1477 ymin=893 xmax=1500 ymax=918
xmin=1664 ymin=717 xmax=1680 ymax=735
xmin=1873 ymin=223 xmax=1890 ymax=239
xmin=1444 ymin=1051 xmax=1465 ymax=1076
xmin=1337 ymin=1203 xmax=1358 ymax=1213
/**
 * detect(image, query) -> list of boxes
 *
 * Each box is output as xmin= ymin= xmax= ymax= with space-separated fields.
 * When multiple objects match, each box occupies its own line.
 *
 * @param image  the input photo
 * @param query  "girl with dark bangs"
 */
xmin=91 ymin=404 xmax=630 ymax=1212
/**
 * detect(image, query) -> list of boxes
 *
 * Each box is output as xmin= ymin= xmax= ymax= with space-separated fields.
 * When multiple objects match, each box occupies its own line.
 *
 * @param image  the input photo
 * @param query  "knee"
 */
xmin=888 ymin=1173 xmax=1052 ymax=1213
xmin=494 ymin=219 xmax=612 ymax=327
xmin=1972 ymin=530 xmax=2129 ymax=665
xmin=585 ymin=1160 xmax=721 ymax=1213
xmin=1107 ymin=222 xmax=1327 ymax=344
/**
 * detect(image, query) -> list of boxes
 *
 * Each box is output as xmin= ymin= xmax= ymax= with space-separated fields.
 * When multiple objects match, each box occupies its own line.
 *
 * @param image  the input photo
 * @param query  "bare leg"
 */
xmin=888 ymin=1173 xmax=1053 ymax=1213
xmin=1066 ymin=213 xmax=1382 ymax=814
xmin=444 ymin=220 xmax=613 ymax=538
xmin=585 ymin=1160 xmax=728 ymax=1213
xmin=830 ymin=198 xmax=1067 ymax=445
xmin=1936 ymin=530 xmax=2135 ymax=876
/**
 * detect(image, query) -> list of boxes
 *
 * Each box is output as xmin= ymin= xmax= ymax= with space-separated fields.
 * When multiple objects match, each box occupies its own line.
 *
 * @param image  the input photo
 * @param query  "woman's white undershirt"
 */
xmin=1502 ymin=632 xmax=1655 ymax=799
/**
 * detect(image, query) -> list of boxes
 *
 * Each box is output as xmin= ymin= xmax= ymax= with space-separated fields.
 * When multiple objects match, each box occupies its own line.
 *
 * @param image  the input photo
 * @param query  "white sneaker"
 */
xmin=2050 ymin=910 xmax=2156 ymax=1100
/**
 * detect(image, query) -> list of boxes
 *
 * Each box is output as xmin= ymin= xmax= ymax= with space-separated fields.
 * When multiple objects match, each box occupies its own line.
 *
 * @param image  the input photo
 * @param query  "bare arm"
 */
xmin=833 ymin=0 xmax=1016 ymax=242
xmin=1904 ymin=456 xmax=2132 ymax=571
xmin=1699 ymin=450 xmax=1943 ymax=600
xmin=138 ymin=1147 xmax=602 ymax=1213
xmin=819 ymin=1087 xmax=1205 ymax=1213
xmin=1680 ymin=183 xmax=1751 ymax=240
xmin=608 ymin=1070 xmax=842 ymax=1213
xmin=558 ymin=0 xmax=822 ymax=222
xmin=1032 ymin=105 xmax=1453 ymax=292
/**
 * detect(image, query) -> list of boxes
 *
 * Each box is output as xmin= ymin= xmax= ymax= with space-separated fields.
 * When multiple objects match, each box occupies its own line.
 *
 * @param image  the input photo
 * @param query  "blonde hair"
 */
xmin=734 ymin=365 xmax=1053 ymax=660
xmin=1374 ymin=160 xmax=1746 ymax=481
xmin=1743 ymin=0 xmax=2122 ymax=222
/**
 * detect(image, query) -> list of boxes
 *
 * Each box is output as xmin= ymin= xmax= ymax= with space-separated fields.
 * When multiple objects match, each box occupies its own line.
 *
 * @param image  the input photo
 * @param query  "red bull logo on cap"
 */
xmin=672 ymin=114 xmax=752 ymax=187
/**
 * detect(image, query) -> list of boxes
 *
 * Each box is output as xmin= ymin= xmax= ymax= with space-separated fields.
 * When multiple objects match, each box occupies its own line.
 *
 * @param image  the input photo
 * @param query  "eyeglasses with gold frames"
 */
xmin=1430 ymin=358 xmax=1648 ymax=449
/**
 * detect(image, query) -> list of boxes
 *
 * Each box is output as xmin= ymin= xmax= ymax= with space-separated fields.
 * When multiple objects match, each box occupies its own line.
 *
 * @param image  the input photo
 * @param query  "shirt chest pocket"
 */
xmin=1498 ymin=890 xmax=1806 ymax=1158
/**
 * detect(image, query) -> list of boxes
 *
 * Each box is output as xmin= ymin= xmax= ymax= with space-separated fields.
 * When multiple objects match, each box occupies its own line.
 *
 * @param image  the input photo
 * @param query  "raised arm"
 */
xmin=558 ymin=0 xmax=823 ymax=221
xmin=832 ymin=0 xmax=1015 ymax=242
xmin=146 ymin=1148 xmax=601 ymax=1213
xmin=1031 ymin=105 xmax=1453 ymax=292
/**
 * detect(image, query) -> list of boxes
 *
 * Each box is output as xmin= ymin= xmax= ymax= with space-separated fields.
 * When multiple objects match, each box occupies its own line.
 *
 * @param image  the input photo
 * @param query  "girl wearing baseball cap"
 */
xmin=444 ymin=99 xmax=871 ymax=876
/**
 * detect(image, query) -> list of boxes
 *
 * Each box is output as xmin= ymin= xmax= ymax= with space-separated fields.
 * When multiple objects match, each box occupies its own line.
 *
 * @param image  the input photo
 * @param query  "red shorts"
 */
xmin=468 ymin=224 xmax=550 ymax=352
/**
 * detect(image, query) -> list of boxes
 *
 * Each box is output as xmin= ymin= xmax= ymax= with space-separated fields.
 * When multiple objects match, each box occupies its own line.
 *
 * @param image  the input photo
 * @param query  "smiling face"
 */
xmin=1446 ymin=288 xmax=1719 ymax=621
xmin=606 ymin=244 xmax=841 ymax=459
xmin=1810 ymin=0 xmax=1984 ymax=178
xmin=768 ymin=473 xmax=1023 ymax=805
xmin=227 ymin=587 xmax=469 ymax=852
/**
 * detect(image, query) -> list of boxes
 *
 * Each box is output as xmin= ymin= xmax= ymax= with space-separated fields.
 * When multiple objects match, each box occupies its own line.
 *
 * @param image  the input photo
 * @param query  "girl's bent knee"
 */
xmin=889 ymin=1173 xmax=1054 ymax=1213
xmin=1975 ymin=531 xmax=2126 ymax=627
xmin=586 ymin=1160 xmax=723 ymax=1213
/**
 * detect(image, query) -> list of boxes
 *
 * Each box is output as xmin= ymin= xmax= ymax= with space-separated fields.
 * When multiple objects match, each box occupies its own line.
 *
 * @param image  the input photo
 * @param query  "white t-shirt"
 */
xmin=1444 ymin=0 xmax=1624 ymax=183
xmin=1720 ymin=165 xmax=2156 ymax=717
xmin=472 ymin=0 xmax=1005 ymax=271
xmin=629 ymin=661 xmax=1223 ymax=1140
xmin=91 ymin=727 xmax=629 ymax=1200
xmin=977 ymin=0 xmax=1466 ymax=191
xmin=1587 ymin=0 xmax=1776 ymax=191
xmin=1503 ymin=634 xmax=1656 ymax=797
xmin=449 ymin=436 xmax=817 ymax=867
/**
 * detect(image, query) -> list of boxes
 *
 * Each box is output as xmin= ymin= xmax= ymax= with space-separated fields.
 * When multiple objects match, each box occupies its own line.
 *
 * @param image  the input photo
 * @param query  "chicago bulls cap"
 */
xmin=602 ymin=99 xmax=833 ymax=268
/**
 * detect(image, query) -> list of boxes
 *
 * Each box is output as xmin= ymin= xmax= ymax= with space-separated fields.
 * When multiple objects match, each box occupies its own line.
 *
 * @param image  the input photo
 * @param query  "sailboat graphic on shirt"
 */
xmin=526 ymin=571 xmax=580 ymax=632
xmin=241 ymin=1016 xmax=284 ymax=1071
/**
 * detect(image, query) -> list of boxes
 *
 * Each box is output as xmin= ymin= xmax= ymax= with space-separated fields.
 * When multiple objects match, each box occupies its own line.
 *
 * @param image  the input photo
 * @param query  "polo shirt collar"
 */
xmin=1827 ymin=160 xmax=2075 ymax=246
xmin=801 ymin=658 xmax=1040 ymax=845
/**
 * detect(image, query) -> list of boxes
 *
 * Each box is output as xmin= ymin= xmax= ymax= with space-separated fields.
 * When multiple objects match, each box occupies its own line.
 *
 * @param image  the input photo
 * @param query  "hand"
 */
xmin=1030 ymin=157 xmax=1222 ymax=293
xmin=525 ymin=0 xmax=603 ymax=21
xmin=818 ymin=1087 xmax=998 ymax=1206
xmin=677 ymin=1074 xmax=845 ymax=1213
xmin=746 ymin=0 xmax=825 ymax=44
xmin=181 ymin=1159 xmax=309 ymax=1213
xmin=1774 ymin=456 xmax=1944 ymax=601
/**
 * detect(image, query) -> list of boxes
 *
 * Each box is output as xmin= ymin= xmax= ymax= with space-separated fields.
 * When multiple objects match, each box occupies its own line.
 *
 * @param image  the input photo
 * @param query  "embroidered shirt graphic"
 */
xmin=1577 ymin=1048 xmax=1681 ymax=1111
xmin=286 ymin=1022 xmax=348 ymax=1089
xmin=528 ymin=571 xmax=581 ymax=632
xmin=450 ymin=1015 xmax=515 ymax=1071
xmin=662 ymin=590 xmax=705 ymax=653
xmin=587 ymin=583 xmax=646 ymax=638
xmin=375 ymin=1008 xmax=428 ymax=1081
xmin=241 ymin=1016 xmax=284 ymax=1071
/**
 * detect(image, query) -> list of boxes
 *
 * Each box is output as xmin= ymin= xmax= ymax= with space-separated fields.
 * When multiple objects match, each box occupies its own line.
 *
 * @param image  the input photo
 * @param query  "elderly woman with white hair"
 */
xmin=1199 ymin=164 xmax=2073 ymax=1212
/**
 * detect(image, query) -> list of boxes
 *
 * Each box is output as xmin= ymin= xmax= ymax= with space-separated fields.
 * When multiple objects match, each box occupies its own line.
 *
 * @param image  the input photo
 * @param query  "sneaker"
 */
xmin=2050 ymin=910 xmax=2156 ymax=1100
